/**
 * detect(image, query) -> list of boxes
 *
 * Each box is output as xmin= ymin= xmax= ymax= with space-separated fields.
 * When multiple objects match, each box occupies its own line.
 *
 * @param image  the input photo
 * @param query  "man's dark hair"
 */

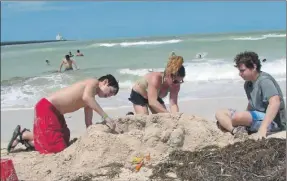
xmin=234 ymin=51 xmax=262 ymax=71
xmin=98 ymin=74 xmax=119 ymax=95
xmin=65 ymin=55 xmax=70 ymax=60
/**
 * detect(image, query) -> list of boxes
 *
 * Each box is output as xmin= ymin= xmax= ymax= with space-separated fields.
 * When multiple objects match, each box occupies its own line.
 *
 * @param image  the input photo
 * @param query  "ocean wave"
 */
xmin=88 ymin=39 xmax=182 ymax=48
xmin=230 ymin=33 xmax=286 ymax=41
xmin=193 ymin=33 xmax=286 ymax=42
xmin=2 ymin=57 xmax=285 ymax=109
xmin=1 ymin=73 xmax=73 ymax=109
xmin=118 ymin=58 xmax=286 ymax=82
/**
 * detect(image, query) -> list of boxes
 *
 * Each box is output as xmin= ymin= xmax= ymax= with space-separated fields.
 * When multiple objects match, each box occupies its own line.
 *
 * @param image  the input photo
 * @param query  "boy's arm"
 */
xmin=258 ymin=79 xmax=281 ymax=137
xmin=84 ymin=106 xmax=93 ymax=128
xmin=82 ymin=80 xmax=115 ymax=129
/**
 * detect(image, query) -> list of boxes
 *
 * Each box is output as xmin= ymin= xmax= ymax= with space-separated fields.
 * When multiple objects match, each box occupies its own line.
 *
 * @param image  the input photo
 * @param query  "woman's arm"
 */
xmin=169 ymin=84 xmax=180 ymax=113
xmin=147 ymin=75 xmax=169 ymax=113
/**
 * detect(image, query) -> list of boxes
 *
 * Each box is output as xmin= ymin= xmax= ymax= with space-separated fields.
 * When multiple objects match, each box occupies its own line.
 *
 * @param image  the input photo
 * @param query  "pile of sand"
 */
xmin=1 ymin=113 xmax=286 ymax=181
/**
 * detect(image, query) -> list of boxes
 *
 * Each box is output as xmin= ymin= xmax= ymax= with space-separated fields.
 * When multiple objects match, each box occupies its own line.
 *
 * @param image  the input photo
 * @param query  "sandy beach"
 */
xmin=1 ymin=97 xmax=286 ymax=180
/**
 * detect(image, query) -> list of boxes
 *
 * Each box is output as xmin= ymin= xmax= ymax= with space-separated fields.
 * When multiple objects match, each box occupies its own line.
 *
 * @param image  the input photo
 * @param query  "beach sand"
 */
xmin=1 ymin=97 xmax=286 ymax=180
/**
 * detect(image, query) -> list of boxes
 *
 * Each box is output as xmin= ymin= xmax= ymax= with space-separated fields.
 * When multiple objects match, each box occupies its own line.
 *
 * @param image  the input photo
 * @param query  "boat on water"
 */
xmin=56 ymin=33 xmax=65 ymax=41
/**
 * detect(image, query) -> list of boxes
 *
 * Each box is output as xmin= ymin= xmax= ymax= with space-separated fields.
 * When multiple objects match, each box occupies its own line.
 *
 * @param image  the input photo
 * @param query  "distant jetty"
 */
xmin=1 ymin=40 xmax=69 ymax=46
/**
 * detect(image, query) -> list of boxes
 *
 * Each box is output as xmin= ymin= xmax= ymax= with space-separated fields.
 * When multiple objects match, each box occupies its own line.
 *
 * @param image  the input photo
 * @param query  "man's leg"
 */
xmin=215 ymin=109 xmax=253 ymax=133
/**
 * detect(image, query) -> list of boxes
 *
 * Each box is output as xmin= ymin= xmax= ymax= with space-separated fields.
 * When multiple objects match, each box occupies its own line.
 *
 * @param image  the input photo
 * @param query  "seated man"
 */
xmin=7 ymin=74 xmax=120 ymax=154
xmin=215 ymin=51 xmax=286 ymax=139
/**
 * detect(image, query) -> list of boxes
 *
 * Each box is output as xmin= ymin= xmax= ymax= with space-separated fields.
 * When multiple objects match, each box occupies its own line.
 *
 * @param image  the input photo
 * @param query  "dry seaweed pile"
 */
xmin=151 ymin=138 xmax=286 ymax=181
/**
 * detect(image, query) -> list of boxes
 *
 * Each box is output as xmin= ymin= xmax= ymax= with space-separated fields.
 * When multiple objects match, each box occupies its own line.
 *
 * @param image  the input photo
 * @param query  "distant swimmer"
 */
xmin=76 ymin=49 xmax=84 ymax=56
xmin=59 ymin=55 xmax=79 ymax=72
xmin=262 ymin=58 xmax=267 ymax=62
xmin=195 ymin=53 xmax=202 ymax=59
xmin=69 ymin=51 xmax=74 ymax=57
xmin=45 ymin=59 xmax=50 ymax=65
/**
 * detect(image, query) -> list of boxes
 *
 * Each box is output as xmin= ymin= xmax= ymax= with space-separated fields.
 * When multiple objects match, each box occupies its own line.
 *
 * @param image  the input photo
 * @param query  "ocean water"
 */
xmin=1 ymin=30 xmax=286 ymax=110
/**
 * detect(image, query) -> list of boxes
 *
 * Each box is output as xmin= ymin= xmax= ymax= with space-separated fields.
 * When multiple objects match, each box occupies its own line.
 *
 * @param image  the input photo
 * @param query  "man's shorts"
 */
xmin=229 ymin=108 xmax=279 ymax=133
xmin=33 ymin=98 xmax=70 ymax=154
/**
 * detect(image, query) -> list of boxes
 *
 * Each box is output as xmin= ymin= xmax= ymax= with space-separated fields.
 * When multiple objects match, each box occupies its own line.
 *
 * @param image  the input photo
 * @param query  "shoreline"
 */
xmin=1 ymin=40 xmax=70 ymax=46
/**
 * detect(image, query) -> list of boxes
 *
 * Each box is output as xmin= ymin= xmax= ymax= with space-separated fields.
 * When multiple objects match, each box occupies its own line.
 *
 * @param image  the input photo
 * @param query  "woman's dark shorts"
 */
xmin=128 ymin=89 xmax=164 ymax=106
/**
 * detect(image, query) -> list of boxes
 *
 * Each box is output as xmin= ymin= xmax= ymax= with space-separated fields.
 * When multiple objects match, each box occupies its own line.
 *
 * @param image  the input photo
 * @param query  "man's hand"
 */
xmin=250 ymin=131 xmax=267 ymax=141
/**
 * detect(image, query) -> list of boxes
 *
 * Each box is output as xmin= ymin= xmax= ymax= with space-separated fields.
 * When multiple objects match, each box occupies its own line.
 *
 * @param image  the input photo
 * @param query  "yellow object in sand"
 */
xmin=132 ymin=157 xmax=143 ymax=164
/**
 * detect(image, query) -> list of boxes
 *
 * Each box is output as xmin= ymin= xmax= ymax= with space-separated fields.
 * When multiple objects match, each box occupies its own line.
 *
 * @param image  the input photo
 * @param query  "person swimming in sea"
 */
xmin=58 ymin=55 xmax=79 ymax=72
xmin=76 ymin=50 xmax=84 ymax=56
xmin=45 ymin=59 xmax=50 ymax=65
xmin=69 ymin=51 xmax=74 ymax=57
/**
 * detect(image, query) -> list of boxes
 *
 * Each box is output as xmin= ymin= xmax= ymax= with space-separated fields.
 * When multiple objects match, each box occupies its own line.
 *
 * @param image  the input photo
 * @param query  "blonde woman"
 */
xmin=128 ymin=55 xmax=185 ymax=115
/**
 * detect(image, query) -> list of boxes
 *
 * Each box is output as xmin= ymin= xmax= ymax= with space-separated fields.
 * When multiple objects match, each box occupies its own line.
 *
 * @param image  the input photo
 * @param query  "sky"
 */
xmin=1 ymin=1 xmax=286 ymax=41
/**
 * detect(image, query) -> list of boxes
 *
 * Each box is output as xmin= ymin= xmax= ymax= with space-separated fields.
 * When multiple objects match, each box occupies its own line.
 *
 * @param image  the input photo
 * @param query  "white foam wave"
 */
xmin=98 ymin=43 xmax=117 ymax=47
xmin=118 ymin=68 xmax=164 ymax=77
xmin=88 ymin=39 xmax=182 ymax=48
xmin=118 ymin=68 xmax=150 ymax=76
xmin=119 ymin=39 xmax=182 ymax=47
xmin=184 ymin=58 xmax=286 ymax=82
xmin=119 ymin=80 xmax=134 ymax=89
xmin=118 ymin=58 xmax=286 ymax=83
xmin=230 ymin=33 xmax=286 ymax=41
xmin=1 ymin=73 xmax=73 ymax=109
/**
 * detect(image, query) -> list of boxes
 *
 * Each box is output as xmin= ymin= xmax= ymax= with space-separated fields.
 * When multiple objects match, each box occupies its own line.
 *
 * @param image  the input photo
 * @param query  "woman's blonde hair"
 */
xmin=165 ymin=55 xmax=184 ymax=76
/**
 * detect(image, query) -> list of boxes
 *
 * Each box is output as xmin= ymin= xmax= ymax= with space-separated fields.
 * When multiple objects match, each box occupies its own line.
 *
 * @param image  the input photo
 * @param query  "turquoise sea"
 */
xmin=1 ymin=30 xmax=286 ymax=109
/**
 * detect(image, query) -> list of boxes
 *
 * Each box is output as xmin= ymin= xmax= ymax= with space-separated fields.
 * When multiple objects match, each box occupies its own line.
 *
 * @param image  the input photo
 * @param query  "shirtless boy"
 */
xmin=7 ymin=74 xmax=120 ymax=154
xmin=59 ymin=55 xmax=79 ymax=72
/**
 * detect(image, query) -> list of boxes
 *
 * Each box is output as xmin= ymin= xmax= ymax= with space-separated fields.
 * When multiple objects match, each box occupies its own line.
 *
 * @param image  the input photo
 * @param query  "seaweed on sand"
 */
xmin=150 ymin=138 xmax=286 ymax=181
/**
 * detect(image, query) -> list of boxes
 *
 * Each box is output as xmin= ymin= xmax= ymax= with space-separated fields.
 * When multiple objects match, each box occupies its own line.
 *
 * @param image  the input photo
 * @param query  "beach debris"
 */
xmin=132 ymin=153 xmax=151 ymax=172
xmin=150 ymin=138 xmax=286 ymax=181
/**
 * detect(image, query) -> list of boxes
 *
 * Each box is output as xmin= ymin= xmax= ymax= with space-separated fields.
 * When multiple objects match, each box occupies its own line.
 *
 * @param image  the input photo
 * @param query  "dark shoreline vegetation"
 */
xmin=1 ymin=40 xmax=69 ymax=46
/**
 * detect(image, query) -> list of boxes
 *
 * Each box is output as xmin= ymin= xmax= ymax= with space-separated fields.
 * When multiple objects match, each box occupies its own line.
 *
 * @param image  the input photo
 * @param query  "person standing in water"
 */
xmin=59 ymin=55 xmax=79 ymax=72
